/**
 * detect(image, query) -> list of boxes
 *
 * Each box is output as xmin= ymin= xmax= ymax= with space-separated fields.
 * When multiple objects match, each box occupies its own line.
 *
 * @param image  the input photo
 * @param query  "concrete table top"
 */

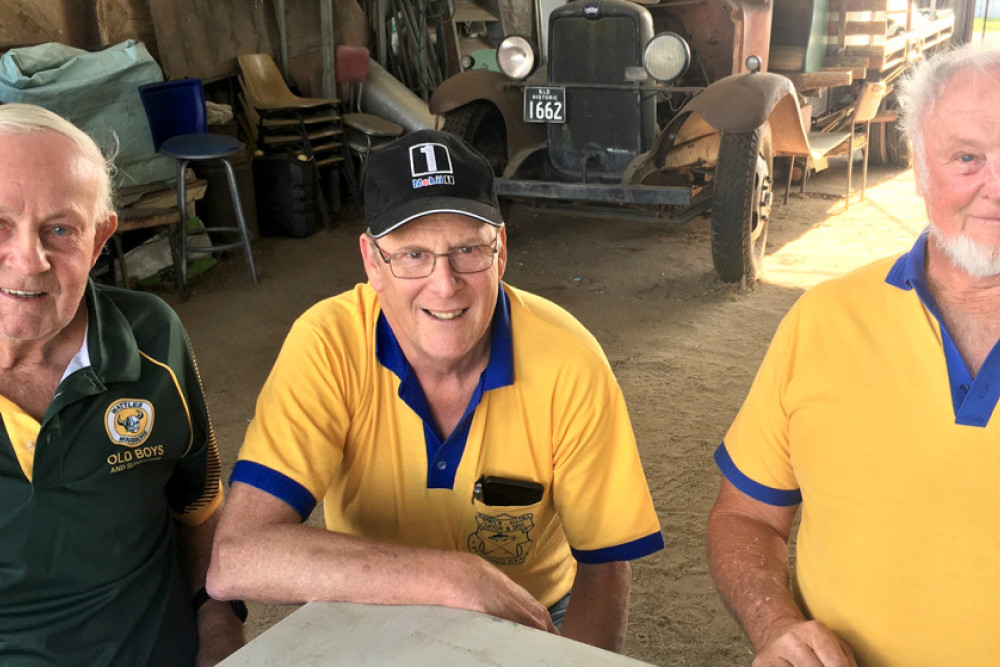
xmin=220 ymin=601 xmax=656 ymax=666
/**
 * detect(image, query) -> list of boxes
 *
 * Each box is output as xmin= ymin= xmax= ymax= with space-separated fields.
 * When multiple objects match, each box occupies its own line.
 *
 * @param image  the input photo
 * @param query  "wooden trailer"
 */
xmin=769 ymin=0 xmax=955 ymax=166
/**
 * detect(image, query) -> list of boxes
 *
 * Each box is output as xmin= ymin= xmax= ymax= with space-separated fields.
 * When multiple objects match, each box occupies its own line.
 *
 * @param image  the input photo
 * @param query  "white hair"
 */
xmin=897 ymin=43 xmax=1000 ymax=193
xmin=0 ymin=103 xmax=116 ymax=221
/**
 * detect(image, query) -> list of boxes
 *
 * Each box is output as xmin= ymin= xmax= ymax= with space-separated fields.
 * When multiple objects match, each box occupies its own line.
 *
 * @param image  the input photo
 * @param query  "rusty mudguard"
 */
xmin=429 ymin=69 xmax=546 ymax=160
xmin=626 ymin=71 xmax=812 ymax=184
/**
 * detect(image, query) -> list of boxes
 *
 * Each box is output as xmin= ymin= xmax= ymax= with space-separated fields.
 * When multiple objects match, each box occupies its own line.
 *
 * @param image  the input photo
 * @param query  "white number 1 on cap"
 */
xmin=409 ymin=143 xmax=453 ymax=177
xmin=418 ymin=144 xmax=438 ymax=173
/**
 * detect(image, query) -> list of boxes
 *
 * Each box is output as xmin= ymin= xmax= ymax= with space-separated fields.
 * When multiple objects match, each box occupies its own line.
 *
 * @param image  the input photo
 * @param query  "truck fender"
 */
xmin=637 ymin=72 xmax=811 ymax=178
xmin=678 ymin=72 xmax=798 ymax=134
xmin=429 ymin=70 xmax=545 ymax=157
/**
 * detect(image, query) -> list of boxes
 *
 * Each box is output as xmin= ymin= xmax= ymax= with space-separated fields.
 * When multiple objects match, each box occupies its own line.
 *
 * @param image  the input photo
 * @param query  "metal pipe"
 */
xmin=984 ymin=0 xmax=992 ymax=42
xmin=363 ymin=58 xmax=441 ymax=131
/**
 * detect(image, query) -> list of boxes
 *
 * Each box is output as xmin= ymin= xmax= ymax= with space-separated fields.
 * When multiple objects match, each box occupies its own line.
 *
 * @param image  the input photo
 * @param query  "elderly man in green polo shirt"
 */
xmin=0 ymin=103 xmax=244 ymax=665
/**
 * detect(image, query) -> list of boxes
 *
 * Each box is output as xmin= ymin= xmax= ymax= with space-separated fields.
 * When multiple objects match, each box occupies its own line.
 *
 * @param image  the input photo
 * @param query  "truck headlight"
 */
xmin=497 ymin=36 xmax=536 ymax=80
xmin=644 ymin=32 xmax=690 ymax=82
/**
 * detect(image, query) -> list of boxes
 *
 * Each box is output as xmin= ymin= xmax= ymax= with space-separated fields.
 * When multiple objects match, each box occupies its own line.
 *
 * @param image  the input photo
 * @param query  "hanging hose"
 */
xmin=365 ymin=0 xmax=452 ymax=101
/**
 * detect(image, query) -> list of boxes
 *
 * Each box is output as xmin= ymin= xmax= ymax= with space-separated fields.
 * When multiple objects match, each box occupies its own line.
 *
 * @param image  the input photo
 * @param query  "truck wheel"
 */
xmin=868 ymin=93 xmax=911 ymax=168
xmin=442 ymin=102 xmax=508 ymax=176
xmin=882 ymin=117 xmax=911 ymax=168
xmin=711 ymin=124 xmax=773 ymax=284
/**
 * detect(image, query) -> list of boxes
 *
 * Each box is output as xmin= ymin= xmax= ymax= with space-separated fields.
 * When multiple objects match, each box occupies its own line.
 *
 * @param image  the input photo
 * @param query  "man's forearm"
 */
xmin=707 ymin=510 xmax=804 ymax=650
xmin=707 ymin=483 xmax=856 ymax=665
xmin=208 ymin=483 xmax=556 ymax=632
xmin=210 ymin=518 xmax=478 ymax=606
xmin=559 ymin=561 xmax=632 ymax=652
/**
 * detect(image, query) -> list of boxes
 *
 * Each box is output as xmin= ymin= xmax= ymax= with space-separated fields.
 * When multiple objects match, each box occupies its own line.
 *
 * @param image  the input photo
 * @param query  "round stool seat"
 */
xmin=161 ymin=133 xmax=245 ymax=160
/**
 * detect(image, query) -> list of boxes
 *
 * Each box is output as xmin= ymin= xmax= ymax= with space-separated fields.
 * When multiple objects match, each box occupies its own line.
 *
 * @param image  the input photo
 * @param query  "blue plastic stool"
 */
xmin=138 ymin=78 xmax=258 ymax=298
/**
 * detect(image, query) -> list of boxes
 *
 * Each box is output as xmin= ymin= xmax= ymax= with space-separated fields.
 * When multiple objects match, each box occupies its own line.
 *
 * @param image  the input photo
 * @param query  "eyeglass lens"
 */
xmin=391 ymin=245 xmax=495 ymax=278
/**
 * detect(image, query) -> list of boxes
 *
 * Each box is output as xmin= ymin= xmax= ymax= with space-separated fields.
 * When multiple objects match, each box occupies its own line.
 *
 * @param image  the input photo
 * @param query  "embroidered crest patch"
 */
xmin=468 ymin=511 xmax=535 ymax=565
xmin=104 ymin=399 xmax=154 ymax=447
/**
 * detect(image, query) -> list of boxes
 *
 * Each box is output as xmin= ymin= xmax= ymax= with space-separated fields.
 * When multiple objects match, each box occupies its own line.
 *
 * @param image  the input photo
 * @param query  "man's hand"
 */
xmin=752 ymin=620 xmax=857 ymax=667
xmin=195 ymin=600 xmax=245 ymax=666
xmin=456 ymin=554 xmax=557 ymax=633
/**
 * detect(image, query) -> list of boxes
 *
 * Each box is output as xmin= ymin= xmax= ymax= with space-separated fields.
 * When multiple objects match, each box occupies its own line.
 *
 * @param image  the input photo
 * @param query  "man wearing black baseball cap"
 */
xmin=210 ymin=130 xmax=663 ymax=651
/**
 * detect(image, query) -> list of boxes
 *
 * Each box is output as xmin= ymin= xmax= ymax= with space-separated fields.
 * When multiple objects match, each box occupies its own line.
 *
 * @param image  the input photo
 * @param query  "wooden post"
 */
xmin=274 ymin=0 xmax=288 ymax=77
xmin=950 ymin=0 xmax=976 ymax=44
xmin=984 ymin=0 xmax=993 ymax=42
xmin=321 ymin=0 xmax=337 ymax=100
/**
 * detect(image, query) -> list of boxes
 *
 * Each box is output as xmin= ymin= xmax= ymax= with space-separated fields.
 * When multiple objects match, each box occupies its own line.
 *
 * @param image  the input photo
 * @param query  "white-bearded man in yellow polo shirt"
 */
xmin=708 ymin=43 xmax=1000 ymax=666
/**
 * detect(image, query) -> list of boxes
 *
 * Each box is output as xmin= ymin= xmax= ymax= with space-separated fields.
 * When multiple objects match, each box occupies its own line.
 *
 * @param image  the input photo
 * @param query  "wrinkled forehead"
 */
xmin=923 ymin=66 xmax=1000 ymax=124
xmin=0 ymin=130 xmax=106 ymax=217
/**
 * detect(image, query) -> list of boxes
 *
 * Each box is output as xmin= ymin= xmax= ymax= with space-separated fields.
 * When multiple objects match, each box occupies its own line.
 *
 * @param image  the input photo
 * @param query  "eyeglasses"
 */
xmin=371 ymin=230 xmax=501 ymax=279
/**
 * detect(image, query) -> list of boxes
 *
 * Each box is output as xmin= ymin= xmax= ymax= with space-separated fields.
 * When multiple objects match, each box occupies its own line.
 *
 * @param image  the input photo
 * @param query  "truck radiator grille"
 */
xmin=547 ymin=15 xmax=645 ymax=180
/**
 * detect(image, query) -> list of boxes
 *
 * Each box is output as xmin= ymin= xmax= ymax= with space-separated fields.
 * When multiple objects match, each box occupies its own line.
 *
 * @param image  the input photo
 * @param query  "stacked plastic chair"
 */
xmin=236 ymin=54 xmax=356 ymax=209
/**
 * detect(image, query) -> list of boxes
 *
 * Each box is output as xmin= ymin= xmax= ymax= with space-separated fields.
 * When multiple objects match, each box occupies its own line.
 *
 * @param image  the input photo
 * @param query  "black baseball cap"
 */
xmin=362 ymin=128 xmax=504 ymax=238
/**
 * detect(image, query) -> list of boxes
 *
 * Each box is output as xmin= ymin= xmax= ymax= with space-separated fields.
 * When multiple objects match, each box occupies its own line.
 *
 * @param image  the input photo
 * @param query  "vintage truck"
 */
xmin=429 ymin=0 xmax=955 ymax=283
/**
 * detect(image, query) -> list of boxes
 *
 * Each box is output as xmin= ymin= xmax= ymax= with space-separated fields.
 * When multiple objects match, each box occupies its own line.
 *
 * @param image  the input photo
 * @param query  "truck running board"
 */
xmin=496 ymin=179 xmax=691 ymax=206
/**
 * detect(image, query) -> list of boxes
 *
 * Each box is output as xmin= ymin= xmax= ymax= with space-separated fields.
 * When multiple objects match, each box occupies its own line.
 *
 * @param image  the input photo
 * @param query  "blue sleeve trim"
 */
xmin=714 ymin=443 xmax=802 ymax=507
xmin=570 ymin=531 xmax=665 ymax=564
xmin=229 ymin=460 xmax=317 ymax=522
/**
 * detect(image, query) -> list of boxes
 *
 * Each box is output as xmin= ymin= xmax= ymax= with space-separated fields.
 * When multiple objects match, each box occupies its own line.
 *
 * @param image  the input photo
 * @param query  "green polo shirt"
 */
xmin=0 ymin=281 xmax=222 ymax=666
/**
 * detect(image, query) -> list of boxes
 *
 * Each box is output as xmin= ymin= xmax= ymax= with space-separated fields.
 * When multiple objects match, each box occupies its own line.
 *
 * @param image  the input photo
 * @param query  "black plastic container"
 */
xmin=252 ymin=153 xmax=321 ymax=238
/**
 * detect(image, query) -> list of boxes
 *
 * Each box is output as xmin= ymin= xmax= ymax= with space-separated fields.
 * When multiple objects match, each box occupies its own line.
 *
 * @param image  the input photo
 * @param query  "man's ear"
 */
xmin=913 ymin=156 xmax=928 ymax=198
xmin=90 ymin=212 xmax=119 ymax=268
xmin=495 ymin=226 xmax=508 ymax=280
xmin=359 ymin=233 xmax=385 ymax=291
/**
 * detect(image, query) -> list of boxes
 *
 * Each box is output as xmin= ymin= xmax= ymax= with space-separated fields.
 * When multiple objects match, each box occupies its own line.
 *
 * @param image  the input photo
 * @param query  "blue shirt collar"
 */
xmin=886 ymin=228 xmax=929 ymax=294
xmin=375 ymin=282 xmax=514 ymax=388
xmin=885 ymin=229 xmax=1000 ymax=427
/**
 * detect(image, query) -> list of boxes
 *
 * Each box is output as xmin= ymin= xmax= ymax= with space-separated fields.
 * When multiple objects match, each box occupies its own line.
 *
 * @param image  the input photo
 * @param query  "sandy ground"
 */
xmin=159 ymin=161 xmax=929 ymax=665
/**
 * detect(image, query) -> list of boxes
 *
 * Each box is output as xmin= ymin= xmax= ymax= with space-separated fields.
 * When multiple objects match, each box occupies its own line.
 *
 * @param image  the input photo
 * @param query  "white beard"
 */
xmin=929 ymin=225 xmax=1000 ymax=278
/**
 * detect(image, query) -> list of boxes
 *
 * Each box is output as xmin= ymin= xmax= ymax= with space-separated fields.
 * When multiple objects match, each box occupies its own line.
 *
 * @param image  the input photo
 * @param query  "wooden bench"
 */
xmin=108 ymin=173 xmax=207 ymax=288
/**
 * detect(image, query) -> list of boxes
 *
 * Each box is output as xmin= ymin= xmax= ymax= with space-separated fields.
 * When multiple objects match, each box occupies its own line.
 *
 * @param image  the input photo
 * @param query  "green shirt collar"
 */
xmin=83 ymin=280 xmax=142 ymax=384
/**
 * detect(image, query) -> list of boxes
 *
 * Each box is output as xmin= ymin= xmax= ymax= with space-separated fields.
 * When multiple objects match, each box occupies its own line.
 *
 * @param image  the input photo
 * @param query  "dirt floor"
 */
xmin=157 ymin=161 xmax=929 ymax=665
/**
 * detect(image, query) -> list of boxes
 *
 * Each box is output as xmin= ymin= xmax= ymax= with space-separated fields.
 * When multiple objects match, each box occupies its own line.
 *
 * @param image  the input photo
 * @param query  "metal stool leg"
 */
xmin=845 ymin=141 xmax=854 ymax=211
xmin=861 ymin=122 xmax=871 ymax=202
xmin=358 ymin=135 xmax=374 ymax=189
xmin=110 ymin=233 xmax=129 ymax=288
xmin=785 ymin=156 xmax=794 ymax=205
xmin=176 ymin=159 xmax=191 ymax=300
xmin=221 ymin=158 xmax=259 ymax=283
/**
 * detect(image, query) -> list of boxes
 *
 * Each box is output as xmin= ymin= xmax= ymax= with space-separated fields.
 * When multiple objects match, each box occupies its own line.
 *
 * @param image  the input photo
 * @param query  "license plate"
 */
xmin=523 ymin=86 xmax=566 ymax=123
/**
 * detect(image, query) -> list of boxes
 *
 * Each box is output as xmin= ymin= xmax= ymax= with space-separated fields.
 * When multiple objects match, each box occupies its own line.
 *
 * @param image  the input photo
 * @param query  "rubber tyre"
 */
xmin=868 ymin=93 xmax=911 ymax=168
xmin=711 ymin=124 xmax=773 ymax=284
xmin=442 ymin=102 xmax=508 ymax=176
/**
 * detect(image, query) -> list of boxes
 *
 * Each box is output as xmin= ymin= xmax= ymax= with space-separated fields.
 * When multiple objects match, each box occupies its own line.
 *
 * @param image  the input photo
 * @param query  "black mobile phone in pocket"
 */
xmin=473 ymin=476 xmax=544 ymax=506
